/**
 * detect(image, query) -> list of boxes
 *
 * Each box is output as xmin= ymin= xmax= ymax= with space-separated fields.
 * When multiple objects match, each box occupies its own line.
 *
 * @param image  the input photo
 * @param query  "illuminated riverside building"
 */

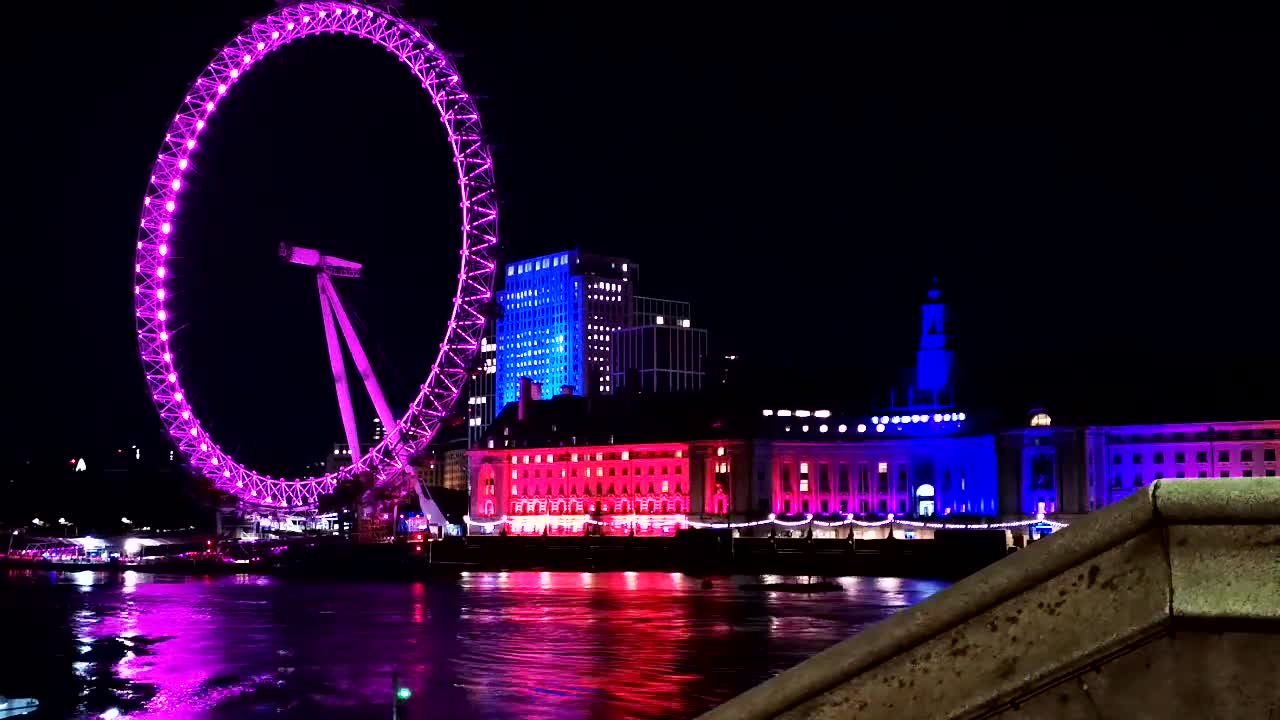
xmin=468 ymin=396 xmax=1277 ymax=536
xmin=471 ymin=442 xmax=694 ymax=536
xmin=466 ymin=396 xmax=1001 ymax=536
xmin=467 ymin=357 xmax=1003 ymax=535
xmin=1000 ymin=415 xmax=1280 ymax=519
xmin=470 ymin=280 xmax=1278 ymax=536
xmin=494 ymin=251 xmax=633 ymax=409
xmin=755 ymin=410 xmax=998 ymax=519
xmin=470 ymin=282 xmax=997 ymax=536
xmin=467 ymin=390 xmax=707 ymax=536
xmin=743 ymin=282 xmax=997 ymax=521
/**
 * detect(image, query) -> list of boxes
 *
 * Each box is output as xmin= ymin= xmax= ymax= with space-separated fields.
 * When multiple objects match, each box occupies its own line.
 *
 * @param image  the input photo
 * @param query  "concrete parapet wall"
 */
xmin=700 ymin=479 xmax=1280 ymax=719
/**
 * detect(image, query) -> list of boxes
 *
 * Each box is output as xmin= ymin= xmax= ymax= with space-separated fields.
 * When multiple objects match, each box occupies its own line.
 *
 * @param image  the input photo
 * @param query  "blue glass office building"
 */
xmin=495 ymin=251 xmax=633 ymax=409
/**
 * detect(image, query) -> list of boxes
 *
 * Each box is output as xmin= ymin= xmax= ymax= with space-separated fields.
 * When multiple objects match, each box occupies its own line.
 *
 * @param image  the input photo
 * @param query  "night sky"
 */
xmin=7 ymin=3 xmax=1278 ymax=472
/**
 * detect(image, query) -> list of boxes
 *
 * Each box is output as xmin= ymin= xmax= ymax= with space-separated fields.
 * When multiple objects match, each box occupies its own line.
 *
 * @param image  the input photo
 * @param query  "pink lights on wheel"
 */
xmin=133 ymin=0 xmax=498 ymax=511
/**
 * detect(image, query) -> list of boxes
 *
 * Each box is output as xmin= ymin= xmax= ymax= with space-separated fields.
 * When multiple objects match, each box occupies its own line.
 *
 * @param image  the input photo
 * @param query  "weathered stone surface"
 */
xmin=992 ymin=632 xmax=1280 ymax=720
xmin=1156 ymin=477 xmax=1279 ymax=523
xmin=1076 ymin=631 xmax=1280 ymax=719
xmin=989 ymin=677 xmax=1100 ymax=720
xmin=777 ymin=531 xmax=1169 ymax=720
xmin=1169 ymin=524 xmax=1280 ymax=621
xmin=699 ymin=479 xmax=1280 ymax=720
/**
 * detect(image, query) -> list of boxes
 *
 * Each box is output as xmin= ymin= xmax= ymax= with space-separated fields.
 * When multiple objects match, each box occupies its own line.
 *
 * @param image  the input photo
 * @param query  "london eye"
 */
xmin=132 ymin=1 xmax=498 ymax=510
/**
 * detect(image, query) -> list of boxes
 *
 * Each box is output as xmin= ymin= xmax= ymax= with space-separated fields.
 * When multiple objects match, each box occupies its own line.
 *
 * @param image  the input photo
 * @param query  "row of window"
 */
xmin=511 ymin=499 xmax=686 ymax=515
xmin=509 ymin=450 xmax=684 ymax=463
xmin=511 ymin=481 xmax=677 ymax=496
xmin=1113 ymin=468 xmax=1278 ymax=487
xmin=779 ymin=465 xmax=965 ymax=494
xmin=505 ymin=253 xmax=571 ymax=276
xmin=1106 ymin=429 xmax=1279 ymax=443
xmin=513 ymin=465 xmax=684 ymax=480
xmin=1113 ymin=448 xmax=1277 ymax=464
xmin=782 ymin=498 xmax=907 ymax=515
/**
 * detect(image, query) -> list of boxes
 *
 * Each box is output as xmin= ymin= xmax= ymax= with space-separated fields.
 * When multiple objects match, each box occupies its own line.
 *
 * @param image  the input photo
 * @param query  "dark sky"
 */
xmin=7 ymin=2 xmax=1278 ymax=471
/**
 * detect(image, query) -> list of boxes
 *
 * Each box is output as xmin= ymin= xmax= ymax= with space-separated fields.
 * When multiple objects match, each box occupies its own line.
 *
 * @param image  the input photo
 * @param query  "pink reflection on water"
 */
xmin=412 ymin=581 xmax=425 ymax=624
xmin=27 ymin=570 xmax=946 ymax=719
xmin=452 ymin=571 xmax=700 ymax=719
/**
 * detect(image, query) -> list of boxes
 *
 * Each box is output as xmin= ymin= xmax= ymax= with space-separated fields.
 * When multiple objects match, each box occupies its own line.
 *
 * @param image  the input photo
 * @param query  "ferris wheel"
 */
xmin=133 ymin=2 xmax=498 ymax=510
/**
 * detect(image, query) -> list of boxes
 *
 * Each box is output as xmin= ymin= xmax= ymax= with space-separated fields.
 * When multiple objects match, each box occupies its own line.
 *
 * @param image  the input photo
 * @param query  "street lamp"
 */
xmin=31 ymin=518 xmax=43 ymax=527
xmin=121 ymin=517 xmax=133 ymax=525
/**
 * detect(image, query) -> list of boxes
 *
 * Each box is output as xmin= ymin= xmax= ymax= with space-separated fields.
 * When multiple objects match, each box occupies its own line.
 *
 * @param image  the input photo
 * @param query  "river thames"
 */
xmin=0 ymin=570 xmax=946 ymax=719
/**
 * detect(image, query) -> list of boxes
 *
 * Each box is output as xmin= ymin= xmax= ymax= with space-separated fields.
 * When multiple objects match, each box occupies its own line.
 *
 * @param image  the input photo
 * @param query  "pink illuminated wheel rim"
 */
xmin=134 ymin=2 xmax=498 ymax=510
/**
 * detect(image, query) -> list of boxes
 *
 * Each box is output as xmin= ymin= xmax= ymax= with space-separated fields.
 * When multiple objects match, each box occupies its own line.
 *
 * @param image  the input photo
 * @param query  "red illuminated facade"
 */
xmin=469 ymin=443 xmax=696 ymax=535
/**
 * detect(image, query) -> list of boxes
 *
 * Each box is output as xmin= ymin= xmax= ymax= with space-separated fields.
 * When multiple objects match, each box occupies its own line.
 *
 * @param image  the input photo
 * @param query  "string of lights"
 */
xmin=463 ymin=512 xmax=1068 ymax=531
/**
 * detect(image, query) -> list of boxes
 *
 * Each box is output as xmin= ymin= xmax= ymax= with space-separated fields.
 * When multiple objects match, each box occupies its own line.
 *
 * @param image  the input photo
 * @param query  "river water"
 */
xmin=0 ymin=570 xmax=946 ymax=719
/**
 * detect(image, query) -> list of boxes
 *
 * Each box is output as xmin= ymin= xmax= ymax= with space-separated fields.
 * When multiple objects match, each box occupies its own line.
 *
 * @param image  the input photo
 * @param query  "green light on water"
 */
xmin=396 ymin=687 xmax=413 ymax=701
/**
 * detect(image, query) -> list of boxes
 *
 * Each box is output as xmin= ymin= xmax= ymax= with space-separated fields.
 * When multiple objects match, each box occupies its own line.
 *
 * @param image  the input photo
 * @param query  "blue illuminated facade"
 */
xmin=754 ymin=410 xmax=999 ymax=518
xmin=915 ymin=285 xmax=953 ymax=398
xmin=892 ymin=280 xmax=955 ymax=410
xmin=494 ymin=251 xmax=633 ymax=410
xmin=752 ymin=282 xmax=995 ymax=519
xmin=495 ymin=252 xmax=580 ymax=409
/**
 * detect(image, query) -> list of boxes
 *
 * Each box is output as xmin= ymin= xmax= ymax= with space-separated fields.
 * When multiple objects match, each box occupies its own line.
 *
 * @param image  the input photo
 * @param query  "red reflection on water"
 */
xmin=453 ymin=572 xmax=698 ymax=720
xmin=15 ymin=570 xmax=947 ymax=719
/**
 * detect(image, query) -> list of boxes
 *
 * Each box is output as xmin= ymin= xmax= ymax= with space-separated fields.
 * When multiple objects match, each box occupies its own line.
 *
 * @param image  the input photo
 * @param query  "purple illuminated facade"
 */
xmin=133 ymin=2 xmax=498 ymax=510
xmin=1001 ymin=416 xmax=1280 ymax=518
